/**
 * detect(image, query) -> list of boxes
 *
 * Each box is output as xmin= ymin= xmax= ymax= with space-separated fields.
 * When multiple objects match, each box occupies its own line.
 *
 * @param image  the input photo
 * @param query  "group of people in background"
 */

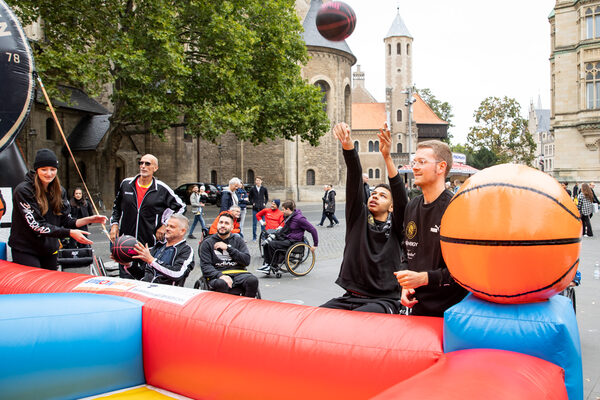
xmin=7 ymin=138 xmax=599 ymax=311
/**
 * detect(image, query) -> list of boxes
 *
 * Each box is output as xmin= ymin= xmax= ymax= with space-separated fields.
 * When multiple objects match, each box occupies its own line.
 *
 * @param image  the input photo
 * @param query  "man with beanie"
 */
xmin=110 ymin=153 xmax=186 ymax=279
xmin=255 ymin=199 xmax=284 ymax=231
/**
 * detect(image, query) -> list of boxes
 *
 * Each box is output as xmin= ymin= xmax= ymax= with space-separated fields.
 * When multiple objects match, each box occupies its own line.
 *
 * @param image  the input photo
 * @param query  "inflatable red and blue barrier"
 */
xmin=0 ymin=261 xmax=575 ymax=399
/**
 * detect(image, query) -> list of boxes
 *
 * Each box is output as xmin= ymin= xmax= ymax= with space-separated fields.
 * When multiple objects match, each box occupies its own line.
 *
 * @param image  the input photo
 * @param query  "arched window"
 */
xmin=368 ymin=168 xmax=374 ymax=179
xmin=247 ymin=169 xmax=255 ymax=183
xmin=388 ymin=44 xmax=391 ymax=55
xmin=46 ymin=118 xmax=55 ymax=141
xmin=585 ymin=7 xmax=600 ymax=39
xmin=344 ymin=85 xmax=351 ymax=122
xmin=397 ymin=143 xmax=403 ymax=153
xmin=585 ymin=62 xmax=600 ymax=109
xmin=396 ymin=43 xmax=401 ymax=55
xmin=374 ymin=140 xmax=380 ymax=152
xmin=407 ymin=43 xmax=411 ymax=55
xmin=306 ymin=169 xmax=315 ymax=186
xmin=315 ymin=80 xmax=330 ymax=113
xmin=353 ymin=140 xmax=360 ymax=152
xmin=368 ymin=140 xmax=374 ymax=152
xmin=210 ymin=170 xmax=217 ymax=184
xmin=375 ymin=169 xmax=380 ymax=179
xmin=396 ymin=109 xmax=402 ymax=122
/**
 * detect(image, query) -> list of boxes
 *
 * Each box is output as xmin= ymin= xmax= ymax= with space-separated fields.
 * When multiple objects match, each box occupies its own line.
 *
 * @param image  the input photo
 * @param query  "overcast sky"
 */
xmin=340 ymin=0 xmax=556 ymax=145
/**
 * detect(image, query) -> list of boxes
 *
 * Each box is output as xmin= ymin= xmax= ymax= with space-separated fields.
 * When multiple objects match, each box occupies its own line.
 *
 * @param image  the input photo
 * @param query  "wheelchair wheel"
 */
xmin=258 ymin=230 xmax=267 ymax=257
xmin=194 ymin=277 xmax=210 ymax=290
xmin=286 ymin=242 xmax=315 ymax=277
xmin=560 ymin=286 xmax=576 ymax=314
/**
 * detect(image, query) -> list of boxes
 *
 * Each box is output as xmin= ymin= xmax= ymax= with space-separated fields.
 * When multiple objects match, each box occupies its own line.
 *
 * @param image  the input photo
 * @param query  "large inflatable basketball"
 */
xmin=440 ymin=164 xmax=581 ymax=303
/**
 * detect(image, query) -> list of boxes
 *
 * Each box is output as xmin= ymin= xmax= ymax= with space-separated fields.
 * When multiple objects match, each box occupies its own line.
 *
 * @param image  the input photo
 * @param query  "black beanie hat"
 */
xmin=33 ymin=148 xmax=59 ymax=170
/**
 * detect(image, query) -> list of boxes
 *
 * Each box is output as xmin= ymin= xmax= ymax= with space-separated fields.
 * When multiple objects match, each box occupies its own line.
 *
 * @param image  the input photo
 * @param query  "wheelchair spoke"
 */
xmin=286 ymin=243 xmax=315 ymax=277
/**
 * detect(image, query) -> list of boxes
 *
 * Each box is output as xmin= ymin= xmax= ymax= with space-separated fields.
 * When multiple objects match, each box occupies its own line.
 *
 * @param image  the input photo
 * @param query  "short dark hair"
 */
xmin=374 ymin=183 xmax=391 ymax=192
xmin=219 ymin=212 xmax=235 ymax=224
xmin=282 ymin=199 xmax=295 ymax=211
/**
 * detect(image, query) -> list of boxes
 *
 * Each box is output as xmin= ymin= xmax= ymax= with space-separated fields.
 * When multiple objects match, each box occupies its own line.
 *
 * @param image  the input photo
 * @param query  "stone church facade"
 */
xmin=550 ymin=1 xmax=600 ymax=182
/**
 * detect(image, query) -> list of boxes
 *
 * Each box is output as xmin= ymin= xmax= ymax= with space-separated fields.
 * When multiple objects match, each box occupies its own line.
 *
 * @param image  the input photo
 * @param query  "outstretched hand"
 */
xmin=377 ymin=122 xmax=392 ymax=158
xmin=332 ymin=122 xmax=354 ymax=150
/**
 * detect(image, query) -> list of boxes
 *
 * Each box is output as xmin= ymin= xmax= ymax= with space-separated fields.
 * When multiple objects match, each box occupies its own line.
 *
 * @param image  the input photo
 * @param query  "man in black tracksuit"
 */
xmin=199 ymin=213 xmax=258 ymax=298
xmin=395 ymin=141 xmax=468 ymax=317
xmin=130 ymin=214 xmax=194 ymax=286
xmin=110 ymin=154 xmax=186 ymax=279
xmin=320 ymin=122 xmax=407 ymax=314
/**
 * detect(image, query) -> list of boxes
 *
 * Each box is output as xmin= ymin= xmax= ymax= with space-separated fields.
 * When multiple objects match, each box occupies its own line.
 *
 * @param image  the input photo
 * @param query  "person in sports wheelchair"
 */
xmin=197 ymin=212 xmax=259 ymax=298
xmin=257 ymin=200 xmax=318 ymax=277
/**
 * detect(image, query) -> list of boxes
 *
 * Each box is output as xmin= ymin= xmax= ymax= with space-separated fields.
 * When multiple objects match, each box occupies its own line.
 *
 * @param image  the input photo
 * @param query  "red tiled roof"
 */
xmin=351 ymin=103 xmax=386 ymax=130
xmin=413 ymin=93 xmax=448 ymax=125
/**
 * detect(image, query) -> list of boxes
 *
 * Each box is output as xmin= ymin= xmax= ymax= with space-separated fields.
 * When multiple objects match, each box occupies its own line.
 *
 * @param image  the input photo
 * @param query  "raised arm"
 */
xmin=333 ymin=122 xmax=365 ymax=225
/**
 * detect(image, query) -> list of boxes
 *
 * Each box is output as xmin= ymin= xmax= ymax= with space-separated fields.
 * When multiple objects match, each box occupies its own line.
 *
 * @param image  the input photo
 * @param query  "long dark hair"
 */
xmin=581 ymin=183 xmax=594 ymax=202
xmin=70 ymin=187 xmax=88 ymax=208
xmin=34 ymin=172 xmax=63 ymax=215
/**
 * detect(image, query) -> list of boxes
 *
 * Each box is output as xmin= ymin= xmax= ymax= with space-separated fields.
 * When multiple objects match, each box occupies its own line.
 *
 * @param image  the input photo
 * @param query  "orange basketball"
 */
xmin=440 ymin=164 xmax=581 ymax=303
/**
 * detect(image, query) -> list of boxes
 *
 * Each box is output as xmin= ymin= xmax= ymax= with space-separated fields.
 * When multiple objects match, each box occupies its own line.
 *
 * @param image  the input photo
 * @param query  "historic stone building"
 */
xmin=550 ymin=1 xmax=600 ymax=182
xmin=528 ymin=99 xmax=554 ymax=173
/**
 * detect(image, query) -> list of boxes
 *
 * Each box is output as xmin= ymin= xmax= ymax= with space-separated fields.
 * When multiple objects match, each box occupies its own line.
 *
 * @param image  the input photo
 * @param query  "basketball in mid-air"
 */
xmin=440 ymin=164 xmax=581 ymax=304
xmin=316 ymin=1 xmax=356 ymax=42
xmin=111 ymin=235 xmax=139 ymax=264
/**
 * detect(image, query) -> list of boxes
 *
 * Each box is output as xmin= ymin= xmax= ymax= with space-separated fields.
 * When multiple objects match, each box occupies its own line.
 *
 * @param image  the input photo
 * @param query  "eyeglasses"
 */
xmin=410 ymin=159 xmax=442 ymax=168
xmin=139 ymin=161 xmax=152 ymax=166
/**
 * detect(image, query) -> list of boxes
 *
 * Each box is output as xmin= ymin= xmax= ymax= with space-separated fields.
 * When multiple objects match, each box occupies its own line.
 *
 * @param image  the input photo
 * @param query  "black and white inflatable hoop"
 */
xmin=0 ymin=0 xmax=35 ymax=153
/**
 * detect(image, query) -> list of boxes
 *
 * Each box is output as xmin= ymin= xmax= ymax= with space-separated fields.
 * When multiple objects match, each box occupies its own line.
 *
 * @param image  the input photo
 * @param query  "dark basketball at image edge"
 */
xmin=111 ymin=235 xmax=138 ymax=264
xmin=316 ymin=1 xmax=356 ymax=41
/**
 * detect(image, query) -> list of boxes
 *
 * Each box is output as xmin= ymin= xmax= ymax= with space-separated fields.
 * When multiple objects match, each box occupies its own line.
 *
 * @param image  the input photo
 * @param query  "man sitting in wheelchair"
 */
xmin=199 ymin=212 xmax=259 ymax=298
xmin=257 ymin=200 xmax=318 ymax=273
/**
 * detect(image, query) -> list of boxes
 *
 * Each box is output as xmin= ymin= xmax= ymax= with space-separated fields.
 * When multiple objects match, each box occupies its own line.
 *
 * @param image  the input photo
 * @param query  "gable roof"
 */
xmin=36 ymin=85 xmax=109 ymax=115
xmin=67 ymin=114 xmax=111 ymax=151
xmin=413 ymin=93 xmax=448 ymax=125
xmin=385 ymin=11 xmax=412 ymax=39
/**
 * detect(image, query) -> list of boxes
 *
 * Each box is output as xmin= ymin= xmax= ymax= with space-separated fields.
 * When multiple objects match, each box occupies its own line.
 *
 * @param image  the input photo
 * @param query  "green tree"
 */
xmin=467 ymin=96 xmax=535 ymax=165
xmin=10 ymin=0 xmax=329 ymax=150
xmin=416 ymin=87 xmax=454 ymax=143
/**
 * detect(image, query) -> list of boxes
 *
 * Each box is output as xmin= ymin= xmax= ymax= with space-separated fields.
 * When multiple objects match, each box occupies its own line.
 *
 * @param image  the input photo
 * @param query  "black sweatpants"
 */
xmin=12 ymin=250 xmax=58 ymax=270
xmin=320 ymin=292 xmax=402 ymax=314
xmin=209 ymin=272 xmax=259 ymax=298
xmin=263 ymin=238 xmax=293 ymax=265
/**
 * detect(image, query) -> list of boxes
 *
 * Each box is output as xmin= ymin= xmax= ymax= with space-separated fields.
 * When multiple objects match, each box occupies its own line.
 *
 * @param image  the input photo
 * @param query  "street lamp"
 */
xmin=403 ymin=87 xmax=416 ymax=156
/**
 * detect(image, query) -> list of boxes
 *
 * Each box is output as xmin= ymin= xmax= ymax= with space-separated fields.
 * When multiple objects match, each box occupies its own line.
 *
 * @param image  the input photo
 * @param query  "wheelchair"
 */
xmin=261 ymin=235 xmax=316 ymax=278
xmin=194 ymin=270 xmax=261 ymax=299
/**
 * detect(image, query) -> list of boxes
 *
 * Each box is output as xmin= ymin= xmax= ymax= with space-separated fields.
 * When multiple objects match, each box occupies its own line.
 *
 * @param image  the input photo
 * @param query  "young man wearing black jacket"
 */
xmin=110 ymin=154 xmax=186 ymax=279
xmin=320 ymin=122 xmax=407 ymax=314
xmin=249 ymin=177 xmax=268 ymax=241
xmin=199 ymin=213 xmax=258 ymax=298
xmin=130 ymin=214 xmax=194 ymax=286
xmin=394 ymin=140 xmax=468 ymax=317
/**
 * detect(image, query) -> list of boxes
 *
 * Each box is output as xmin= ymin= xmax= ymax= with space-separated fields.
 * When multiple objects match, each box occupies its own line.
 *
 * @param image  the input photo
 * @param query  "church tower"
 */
xmin=384 ymin=9 xmax=414 ymax=154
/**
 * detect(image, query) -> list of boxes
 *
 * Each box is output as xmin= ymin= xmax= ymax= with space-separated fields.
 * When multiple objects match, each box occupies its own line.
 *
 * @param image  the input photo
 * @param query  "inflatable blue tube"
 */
xmin=444 ymin=294 xmax=582 ymax=400
xmin=0 ymin=293 xmax=144 ymax=400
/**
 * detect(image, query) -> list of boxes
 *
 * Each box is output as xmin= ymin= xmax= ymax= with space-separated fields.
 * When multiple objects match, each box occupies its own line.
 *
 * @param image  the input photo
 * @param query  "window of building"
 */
xmin=211 ymin=170 xmax=217 ymax=184
xmin=354 ymin=140 xmax=360 ymax=152
xmin=396 ymin=43 xmax=401 ymax=55
xmin=374 ymin=140 xmax=379 ymax=152
xmin=396 ymin=109 xmax=402 ymax=122
xmin=344 ymin=85 xmax=351 ymax=123
xmin=368 ymin=140 xmax=373 ymax=152
xmin=407 ymin=43 xmax=410 ymax=55
xmin=46 ymin=118 xmax=55 ymax=141
xmin=585 ymin=62 xmax=600 ymax=109
xmin=397 ymin=143 xmax=403 ymax=153
xmin=585 ymin=7 xmax=600 ymax=39
xmin=388 ymin=44 xmax=391 ymax=55
xmin=315 ymin=80 xmax=330 ymax=113
xmin=375 ymin=169 xmax=380 ymax=179
xmin=306 ymin=169 xmax=315 ymax=185
xmin=247 ymin=169 xmax=255 ymax=183
xmin=368 ymin=168 xmax=374 ymax=179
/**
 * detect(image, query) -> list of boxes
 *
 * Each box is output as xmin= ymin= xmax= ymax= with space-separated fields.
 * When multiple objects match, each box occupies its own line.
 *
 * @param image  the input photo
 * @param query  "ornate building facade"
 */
xmin=550 ymin=1 xmax=600 ymax=182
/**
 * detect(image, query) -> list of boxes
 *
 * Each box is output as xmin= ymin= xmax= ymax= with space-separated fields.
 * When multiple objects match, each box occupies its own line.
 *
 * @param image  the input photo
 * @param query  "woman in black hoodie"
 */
xmin=8 ymin=149 xmax=107 ymax=270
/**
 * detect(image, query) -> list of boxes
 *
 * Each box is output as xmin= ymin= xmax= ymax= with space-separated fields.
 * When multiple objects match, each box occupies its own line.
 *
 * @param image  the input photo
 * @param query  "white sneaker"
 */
xmin=257 ymin=264 xmax=271 ymax=274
